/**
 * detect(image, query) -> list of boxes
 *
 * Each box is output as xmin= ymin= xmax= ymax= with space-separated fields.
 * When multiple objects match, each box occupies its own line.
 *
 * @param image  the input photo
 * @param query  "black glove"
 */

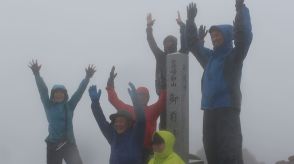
xmin=235 ymin=0 xmax=244 ymax=11
xmin=107 ymin=66 xmax=117 ymax=88
xmin=187 ymin=3 xmax=197 ymax=21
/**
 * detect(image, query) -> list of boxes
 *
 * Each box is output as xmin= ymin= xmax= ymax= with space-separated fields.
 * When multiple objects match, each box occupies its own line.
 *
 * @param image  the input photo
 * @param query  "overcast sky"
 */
xmin=0 ymin=0 xmax=293 ymax=163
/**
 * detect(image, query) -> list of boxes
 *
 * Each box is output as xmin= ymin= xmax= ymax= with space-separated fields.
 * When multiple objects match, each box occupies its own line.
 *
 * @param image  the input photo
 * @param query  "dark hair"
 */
xmin=163 ymin=35 xmax=177 ymax=46
xmin=152 ymin=133 xmax=164 ymax=145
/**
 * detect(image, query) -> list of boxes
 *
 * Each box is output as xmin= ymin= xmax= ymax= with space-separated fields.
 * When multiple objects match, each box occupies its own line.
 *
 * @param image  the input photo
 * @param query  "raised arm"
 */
xmin=186 ymin=3 xmax=212 ymax=68
xmin=89 ymin=85 xmax=113 ymax=144
xmin=148 ymin=73 xmax=167 ymax=118
xmin=106 ymin=66 xmax=133 ymax=113
xmin=68 ymin=65 xmax=95 ymax=110
xmin=148 ymin=90 xmax=167 ymax=122
xmin=177 ymin=11 xmax=188 ymax=54
xmin=127 ymin=82 xmax=145 ymax=143
xmin=146 ymin=13 xmax=165 ymax=58
xmin=29 ymin=60 xmax=50 ymax=108
xmin=233 ymin=0 xmax=253 ymax=62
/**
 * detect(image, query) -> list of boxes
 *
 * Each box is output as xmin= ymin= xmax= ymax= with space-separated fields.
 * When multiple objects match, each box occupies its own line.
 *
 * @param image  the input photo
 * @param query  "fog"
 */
xmin=0 ymin=0 xmax=293 ymax=163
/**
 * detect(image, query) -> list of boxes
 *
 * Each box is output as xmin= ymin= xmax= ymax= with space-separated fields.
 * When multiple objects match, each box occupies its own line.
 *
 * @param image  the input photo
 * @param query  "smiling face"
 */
xmin=152 ymin=143 xmax=165 ymax=153
xmin=53 ymin=90 xmax=66 ymax=103
xmin=114 ymin=116 xmax=129 ymax=134
xmin=210 ymin=30 xmax=224 ymax=48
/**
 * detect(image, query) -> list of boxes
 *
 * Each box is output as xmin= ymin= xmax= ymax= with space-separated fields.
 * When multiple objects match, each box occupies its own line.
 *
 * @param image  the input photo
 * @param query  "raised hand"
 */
xmin=127 ymin=82 xmax=141 ymax=108
xmin=88 ymin=85 xmax=101 ymax=102
xmin=187 ymin=2 xmax=197 ymax=21
xmin=107 ymin=66 xmax=117 ymax=88
xmin=176 ymin=11 xmax=184 ymax=26
xmin=147 ymin=13 xmax=155 ymax=27
xmin=28 ymin=59 xmax=41 ymax=75
xmin=235 ymin=0 xmax=244 ymax=11
xmin=85 ymin=64 xmax=96 ymax=79
xmin=198 ymin=25 xmax=208 ymax=41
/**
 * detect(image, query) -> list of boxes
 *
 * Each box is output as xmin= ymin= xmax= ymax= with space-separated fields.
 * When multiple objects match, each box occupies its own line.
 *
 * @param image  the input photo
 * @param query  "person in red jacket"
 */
xmin=106 ymin=66 xmax=166 ymax=164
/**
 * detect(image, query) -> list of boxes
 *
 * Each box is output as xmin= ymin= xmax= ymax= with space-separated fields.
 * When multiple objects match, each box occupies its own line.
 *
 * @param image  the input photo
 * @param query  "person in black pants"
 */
xmin=185 ymin=0 xmax=253 ymax=163
xmin=29 ymin=60 xmax=95 ymax=164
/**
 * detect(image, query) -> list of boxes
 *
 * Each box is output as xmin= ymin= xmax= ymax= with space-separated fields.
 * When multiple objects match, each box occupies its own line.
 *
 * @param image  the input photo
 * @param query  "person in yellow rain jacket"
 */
xmin=148 ymin=130 xmax=184 ymax=164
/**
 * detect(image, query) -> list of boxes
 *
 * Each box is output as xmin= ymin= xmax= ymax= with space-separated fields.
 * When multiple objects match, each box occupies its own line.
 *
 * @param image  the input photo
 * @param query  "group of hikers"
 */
xmin=29 ymin=0 xmax=252 ymax=164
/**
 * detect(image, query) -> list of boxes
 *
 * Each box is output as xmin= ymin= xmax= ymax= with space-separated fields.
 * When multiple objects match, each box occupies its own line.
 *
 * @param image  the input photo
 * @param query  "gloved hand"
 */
xmin=28 ymin=59 xmax=41 ymax=75
xmin=88 ymin=85 xmax=101 ymax=102
xmin=235 ymin=0 xmax=244 ymax=11
xmin=198 ymin=25 xmax=208 ymax=43
xmin=107 ymin=66 xmax=117 ymax=88
xmin=85 ymin=65 xmax=96 ymax=79
xmin=187 ymin=3 xmax=197 ymax=21
xmin=127 ymin=82 xmax=141 ymax=109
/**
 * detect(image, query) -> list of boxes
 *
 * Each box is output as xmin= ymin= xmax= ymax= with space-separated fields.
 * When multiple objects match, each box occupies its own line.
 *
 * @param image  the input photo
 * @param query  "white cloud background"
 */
xmin=0 ymin=0 xmax=293 ymax=163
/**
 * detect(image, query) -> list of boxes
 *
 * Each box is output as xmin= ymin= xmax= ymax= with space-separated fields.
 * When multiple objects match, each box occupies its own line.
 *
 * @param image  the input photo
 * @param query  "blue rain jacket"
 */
xmin=91 ymin=101 xmax=145 ymax=164
xmin=187 ymin=5 xmax=253 ymax=110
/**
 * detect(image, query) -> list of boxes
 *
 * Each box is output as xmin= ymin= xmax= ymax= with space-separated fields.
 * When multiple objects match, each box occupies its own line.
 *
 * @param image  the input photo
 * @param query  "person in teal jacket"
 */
xmin=29 ymin=60 xmax=95 ymax=164
xmin=148 ymin=130 xmax=184 ymax=164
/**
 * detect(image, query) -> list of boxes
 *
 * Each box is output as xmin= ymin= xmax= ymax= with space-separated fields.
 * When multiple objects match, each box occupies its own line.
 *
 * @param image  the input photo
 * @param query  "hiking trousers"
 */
xmin=203 ymin=108 xmax=243 ymax=164
xmin=47 ymin=142 xmax=83 ymax=164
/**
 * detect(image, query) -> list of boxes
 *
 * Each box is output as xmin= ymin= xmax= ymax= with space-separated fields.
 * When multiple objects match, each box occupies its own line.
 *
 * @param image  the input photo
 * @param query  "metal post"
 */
xmin=166 ymin=52 xmax=189 ymax=163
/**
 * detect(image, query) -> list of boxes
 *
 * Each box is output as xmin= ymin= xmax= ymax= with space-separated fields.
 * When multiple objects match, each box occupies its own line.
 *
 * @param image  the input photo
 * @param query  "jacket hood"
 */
xmin=153 ymin=130 xmax=175 ymax=159
xmin=209 ymin=24 xmax=233 ymax=52
xmin=136 ymin=86 xmax=150 ymax=98
xmin=136 ymin=86 xmax=149 ymax=94
xmin=50 ymin=84 xmax=68 ymax=102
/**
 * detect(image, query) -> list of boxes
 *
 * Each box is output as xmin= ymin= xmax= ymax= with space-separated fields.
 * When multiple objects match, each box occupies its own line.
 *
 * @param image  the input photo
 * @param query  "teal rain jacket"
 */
xmin=34 ymin=74 xmax=89 ymax=143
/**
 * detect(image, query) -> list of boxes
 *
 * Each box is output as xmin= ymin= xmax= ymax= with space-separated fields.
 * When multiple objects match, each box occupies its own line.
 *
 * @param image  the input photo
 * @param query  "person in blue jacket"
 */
xmin=29 ymin=60 xmax=95 ymax=164
xmin=88 ymin=82 xmax=145 ymax=164
xmin=185 ymin=0 xmax=253 ymax=163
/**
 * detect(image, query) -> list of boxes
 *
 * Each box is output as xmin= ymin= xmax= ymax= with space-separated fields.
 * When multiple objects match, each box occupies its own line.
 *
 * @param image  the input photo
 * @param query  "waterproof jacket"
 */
xmin=146 ymin=24 xmax=187 ymax=95
xmin=106 ymin=86 xmax=166 ymax=150
xmin=91 ymin=100 xmax=145 ymax=164
xmin=148 ymin=131 xmax=184 ymax=164
xmin=34 ymin=74 xmax=89 ymax=143
xmin=186 ymin=4 xmax=252 ymax=110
